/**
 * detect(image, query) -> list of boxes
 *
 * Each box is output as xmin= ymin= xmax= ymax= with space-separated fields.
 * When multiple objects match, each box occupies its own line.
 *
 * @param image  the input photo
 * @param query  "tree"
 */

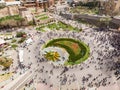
xmin=44 ymin=51 xmax=60 ymax=61
xmin=99 ymin=17 xmax=112 ymax=29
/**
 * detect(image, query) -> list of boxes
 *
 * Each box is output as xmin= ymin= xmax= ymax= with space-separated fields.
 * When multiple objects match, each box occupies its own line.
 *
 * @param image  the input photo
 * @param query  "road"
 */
xmin=60 ymin=13 xmax=120 ymax=29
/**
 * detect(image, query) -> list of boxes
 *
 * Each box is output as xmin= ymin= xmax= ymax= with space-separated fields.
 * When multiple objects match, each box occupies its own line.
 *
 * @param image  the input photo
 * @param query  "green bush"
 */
xmin=16 ymin=32 xmax=26 ymax=37
xmin=11 ymin=39 xmax=17 ymax=43
xmin=36 ymin=26 xmax=46 ymax=32
xmin=39 ymin=16 xmax=49 ymax=20
xmin=13 ymin=15 xmax=23 ymax=21
xmin=11 ymin=44 xmax=18 ymax=49
xmin=28 ymin=21 xmax=34 ymax=25
xmin=0 ymin=15 xmax=23 ymax=23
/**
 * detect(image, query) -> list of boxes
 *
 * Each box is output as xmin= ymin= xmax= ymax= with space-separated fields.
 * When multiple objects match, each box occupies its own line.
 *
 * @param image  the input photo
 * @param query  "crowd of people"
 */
xmin=14 ymin=26 xmax=118 ymax=90
xmin=0 ymin=15 xmax=120 ymax=90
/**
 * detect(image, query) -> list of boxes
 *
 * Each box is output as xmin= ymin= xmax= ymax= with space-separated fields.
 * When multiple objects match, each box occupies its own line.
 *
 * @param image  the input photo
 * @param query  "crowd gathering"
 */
xmin=0 ymin=14 xmax=120 ymax=90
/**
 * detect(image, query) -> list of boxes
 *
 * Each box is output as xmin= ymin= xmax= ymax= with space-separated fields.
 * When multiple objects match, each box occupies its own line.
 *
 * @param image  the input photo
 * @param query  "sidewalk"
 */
xmin=1 ymin=71 xmax=30 ymax=90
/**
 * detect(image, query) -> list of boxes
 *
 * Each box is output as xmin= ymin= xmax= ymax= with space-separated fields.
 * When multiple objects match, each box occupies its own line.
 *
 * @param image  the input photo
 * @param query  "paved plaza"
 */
xmin=0 ymin=0 xmax=120 ymax=90
xmin=0 ymin=24 xmax=119 ymax=90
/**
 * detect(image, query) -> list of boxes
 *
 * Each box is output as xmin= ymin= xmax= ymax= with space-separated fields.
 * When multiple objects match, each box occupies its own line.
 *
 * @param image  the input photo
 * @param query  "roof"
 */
xmin=25 ymin=38 xmax=33 ymax=45
xmin=19 ymin=49 xmax=24 ymax=62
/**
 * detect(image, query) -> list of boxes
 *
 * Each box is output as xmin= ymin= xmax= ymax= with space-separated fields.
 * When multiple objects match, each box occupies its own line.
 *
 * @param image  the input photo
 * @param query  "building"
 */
xmin=0 ymin=0 xmax=21 ymax=6
xmin=0 ymin=0 xmax=5 ymax=3
xmin=22 ymin=0 xmax=55 ymax=11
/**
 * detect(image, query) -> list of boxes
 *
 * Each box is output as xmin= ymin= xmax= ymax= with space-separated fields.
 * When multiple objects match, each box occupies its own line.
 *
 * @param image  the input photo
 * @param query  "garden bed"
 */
xmin=0 ymin=57 xmax=13 ymax=69
xmin=36 ymin=21 xmax=80 ymax=32
xmin=44 ymin=38 xmax=90 ymax=65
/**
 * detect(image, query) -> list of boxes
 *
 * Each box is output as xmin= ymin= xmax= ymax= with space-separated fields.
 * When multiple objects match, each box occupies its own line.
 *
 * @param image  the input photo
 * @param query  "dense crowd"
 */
xmin=0 ymin=18 xmax=120 ymax=90
xmin=28 ymin=28 xmax=119 ymax=90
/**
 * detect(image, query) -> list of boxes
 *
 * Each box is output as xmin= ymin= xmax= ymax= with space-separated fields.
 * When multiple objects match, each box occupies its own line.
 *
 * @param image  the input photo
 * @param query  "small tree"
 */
xmin=100 ymin=17 xmax=112 ymax=29
xmin=44 ymin=51 xmax=60 ymax=61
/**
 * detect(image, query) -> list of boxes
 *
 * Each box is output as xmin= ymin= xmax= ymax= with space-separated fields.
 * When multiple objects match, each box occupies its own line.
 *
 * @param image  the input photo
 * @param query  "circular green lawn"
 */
xmin=43 ymin=38 xmax=90 ymax=65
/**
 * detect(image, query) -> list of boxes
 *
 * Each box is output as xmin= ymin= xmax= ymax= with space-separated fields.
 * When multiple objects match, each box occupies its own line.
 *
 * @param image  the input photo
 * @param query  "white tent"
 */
xmin=0 ymin=39 xmax=5 ymax=45
xmin=25 ymin=38 xmax=33 ymax=46
xmin=19 ymin=49 xmax=24 ymax=63
xmin=88 ymin=87 xmax=97 ymax=90
xmin=6 ymin=1 xmax=21 ymax=6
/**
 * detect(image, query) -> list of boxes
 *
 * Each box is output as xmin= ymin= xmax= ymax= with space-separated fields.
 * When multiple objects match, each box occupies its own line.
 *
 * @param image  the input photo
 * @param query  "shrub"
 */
xmin=11 ymin=44 xmax=18 ymax=49
xmin=11 ymin=39 xmax=17 ymax=43
xmin=28 ymin=21 xmax=34 ymax=25
xmin=16 ymin=32 xmax=26 ymax=37
xmin=0 ymin=3 xmax=6 ymax=9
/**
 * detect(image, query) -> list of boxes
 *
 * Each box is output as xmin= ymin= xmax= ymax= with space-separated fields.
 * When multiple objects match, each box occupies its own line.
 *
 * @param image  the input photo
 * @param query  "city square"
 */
xmin=0 ymin=0 xmax=120 ymax=90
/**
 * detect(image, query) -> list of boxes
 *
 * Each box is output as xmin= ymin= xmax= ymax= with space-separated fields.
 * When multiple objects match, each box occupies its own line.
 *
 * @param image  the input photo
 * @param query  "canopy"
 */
xmin=0 ymin=39 xmax=5 ymax=45
xmin=19 ymin=49 xmax=24 ymax=62
xmin=88 ymin=87 xmax=97 ymax=90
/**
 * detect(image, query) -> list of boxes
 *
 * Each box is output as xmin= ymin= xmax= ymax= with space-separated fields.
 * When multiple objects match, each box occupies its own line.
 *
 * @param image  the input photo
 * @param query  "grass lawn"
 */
xmin=11 ymin=44 xmax=18 ymax=49
xmin=44 ymin=38 xmax=90 ymax=65
xmin=0 ymin=15 xmax=23 ymax=23
xmin=35 ymin=13 xmax=49 ymax=20
xmin=56 ymin=41 xmax=81 ymax=55
xmin=0 ymin=57 xmax=13 ymax=69
xmin=39 ymin=16 xmax=49 ymax=20
xmin=35 ymin=14 xmax=47 ymax=18
xmin=0 ymin=72 xmax=13 ymax=82
xmin=36 ymin=26 xmax=46 ymax=32
xmin=36 ymin=22 xmax=81 ymax=32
